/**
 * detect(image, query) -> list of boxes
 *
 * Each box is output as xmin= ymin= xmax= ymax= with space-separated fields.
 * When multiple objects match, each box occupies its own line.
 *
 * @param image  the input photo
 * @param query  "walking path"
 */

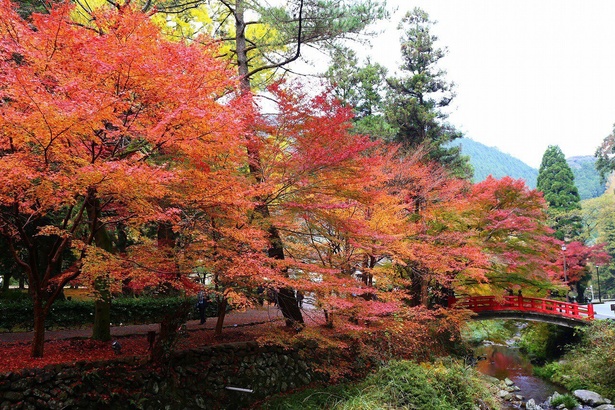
xmin=0 ymin=306 xmax=284 ymax=344
xmin=592 ymin=301 xmax=615 ymax=320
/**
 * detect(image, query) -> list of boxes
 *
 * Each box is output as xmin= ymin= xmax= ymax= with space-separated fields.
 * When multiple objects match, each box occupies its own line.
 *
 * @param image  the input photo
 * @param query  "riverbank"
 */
xmin=532 ymin=320 xmax=615 ymax=401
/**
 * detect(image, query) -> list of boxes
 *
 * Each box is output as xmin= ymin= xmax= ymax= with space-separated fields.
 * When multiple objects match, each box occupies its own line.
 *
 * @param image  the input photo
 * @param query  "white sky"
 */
xmin=363 ymin=0 xmax=615 ymax=168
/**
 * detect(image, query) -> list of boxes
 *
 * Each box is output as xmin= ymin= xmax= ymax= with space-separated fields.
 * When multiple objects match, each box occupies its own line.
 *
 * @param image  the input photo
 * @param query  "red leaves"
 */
xmin=0 ymin=337 xmax=147 ymax=374
xmin=468 ymin=176 xmax=561 ymax=291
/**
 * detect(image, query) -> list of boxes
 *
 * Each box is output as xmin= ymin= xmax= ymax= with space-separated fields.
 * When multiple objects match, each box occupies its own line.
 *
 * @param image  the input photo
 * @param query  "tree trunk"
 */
xmin=86 ymin=193 xmax=114 ymax=341
xmin=215 ymin=297 xmax=227 ymax=336
xmin=151 ymin=301 xmax=190 ymax=363
xmin=421 ymin=275 xmax=430 ymax=307
xmin=234 ymin=0 xmax=303 ymax=327
xmin=31 ymin=297 xmax=45 ymax=357
xmin=92 ymin=298 xmax=111 ymax=341
xmin=2 ymin=272 xmax=10 ymax=292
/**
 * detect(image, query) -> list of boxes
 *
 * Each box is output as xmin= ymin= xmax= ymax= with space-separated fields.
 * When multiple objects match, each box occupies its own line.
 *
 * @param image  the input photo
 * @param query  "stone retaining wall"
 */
xmin=0 ymin=341 xmax=327 ymax=409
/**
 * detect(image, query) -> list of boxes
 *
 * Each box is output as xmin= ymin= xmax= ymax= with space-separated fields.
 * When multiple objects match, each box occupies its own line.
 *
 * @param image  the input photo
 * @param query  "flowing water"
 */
xmin=474 ymin=343 xmax=568 ymax=408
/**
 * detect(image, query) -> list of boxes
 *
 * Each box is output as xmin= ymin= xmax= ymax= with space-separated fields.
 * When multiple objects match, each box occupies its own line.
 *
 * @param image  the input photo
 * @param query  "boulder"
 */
xmin=525 ymin=398 xmax=541 ymax=410
xmin=504 ymin=378 xmax=515 ymax=386
xmin=573 ymin=390 xmax=609 ymax=406
xmin=595 ymin=405 xmax=615 ymax=410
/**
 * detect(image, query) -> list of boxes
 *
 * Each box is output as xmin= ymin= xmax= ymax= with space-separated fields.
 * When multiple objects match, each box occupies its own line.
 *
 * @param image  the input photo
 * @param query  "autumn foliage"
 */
xmin=0 ymin=0 xmax=253 ymax=356
xmin=0 ymin=0 xmax=590 ymax=362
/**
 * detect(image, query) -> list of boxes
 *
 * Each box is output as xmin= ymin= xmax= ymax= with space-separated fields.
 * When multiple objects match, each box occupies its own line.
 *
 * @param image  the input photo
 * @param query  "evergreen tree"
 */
xmin=325 ymin=47 xmax=395 ymax=140
xmin=601 ymin=219 xmax=615 ymax=298
xmin=385 ymin=8 xmax=471 ymax=178
xmin=537 ymin=145 xmax=582 ymax=240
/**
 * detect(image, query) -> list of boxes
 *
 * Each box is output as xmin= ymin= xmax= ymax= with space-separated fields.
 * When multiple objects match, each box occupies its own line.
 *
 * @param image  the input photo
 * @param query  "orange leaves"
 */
xmin=0 ymin=1 xmax=255 ymax=352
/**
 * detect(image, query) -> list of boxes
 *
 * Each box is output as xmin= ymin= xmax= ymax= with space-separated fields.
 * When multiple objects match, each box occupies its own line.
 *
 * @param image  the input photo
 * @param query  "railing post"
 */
xmin=518 ymin=295 xmax=522 ymax=309
xmin=588 ymin=303 xmax=594 ymax=320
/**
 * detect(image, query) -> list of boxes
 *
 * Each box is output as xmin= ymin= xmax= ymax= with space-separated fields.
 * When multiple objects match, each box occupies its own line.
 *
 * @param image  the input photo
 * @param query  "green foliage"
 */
xmin=449 ymin=138 xmax=538 ymax=188
xmin=0 ymin=296 xmax=208 ymax=331
xmin=261 ymin=359 xmax=499 ymax=409
xmin=537 ymin=321 xmax=615 ymax=398
xmin=537 ymin=145 xmax=582 ymax=240
xmin=517 ymin=323 xmax=576 ymax=362
xmin=0 ymin=289 xmax=31 ymax=301
xmin=537 ymin=145 xmax=581 ymax=212
xmin=325 ymin=47 xmax=395 ymax=141
xmin=568 ymin=156 xmax=606 ymax=200
xmin=384 ymin=8 xmax=471 ymax=178
xmin=532 ymin=361 xmax=561 ymax=380
xmin=550 ymin=393 xmax=579 ymax=409
xmin=461 ymin=320 xmax=517 ymax=345
xmin=595 ymin=123 xmax=615 ymax=181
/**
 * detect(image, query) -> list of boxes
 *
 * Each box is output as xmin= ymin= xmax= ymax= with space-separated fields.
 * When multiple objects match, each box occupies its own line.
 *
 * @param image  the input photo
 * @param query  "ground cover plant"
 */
xmin=259 ymin=359 xmax=499 ymax=410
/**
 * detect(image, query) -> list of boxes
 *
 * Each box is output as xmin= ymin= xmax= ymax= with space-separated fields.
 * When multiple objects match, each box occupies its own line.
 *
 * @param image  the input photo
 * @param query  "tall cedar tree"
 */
xmin=385 ymin=8 xmax=471 ymax=178
xmin=537 ymin=145 xmax=582 ymax=240
xmin=325 ymin=47 xmax=395 ymax=140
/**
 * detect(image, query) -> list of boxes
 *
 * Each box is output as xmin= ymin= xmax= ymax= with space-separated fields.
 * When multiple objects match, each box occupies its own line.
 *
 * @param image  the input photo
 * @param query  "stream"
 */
xmin=474 ymin=343 xmax=568 ymax=408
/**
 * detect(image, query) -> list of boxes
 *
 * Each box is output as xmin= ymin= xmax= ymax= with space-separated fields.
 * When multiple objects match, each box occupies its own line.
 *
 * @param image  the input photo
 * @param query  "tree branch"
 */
xmin=246 ymin=0 xmax=304 ymax=80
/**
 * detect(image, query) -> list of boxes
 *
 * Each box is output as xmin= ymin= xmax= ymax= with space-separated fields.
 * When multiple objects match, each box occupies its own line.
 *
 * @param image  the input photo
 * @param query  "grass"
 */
xmin=260 ymin=359 xmax=499 ymax=410
xmin=550 ymin=393 xmax=578 ymax=409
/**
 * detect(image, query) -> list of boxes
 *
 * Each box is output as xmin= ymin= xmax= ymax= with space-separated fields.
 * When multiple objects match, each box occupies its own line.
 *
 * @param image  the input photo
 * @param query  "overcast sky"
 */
xmin=364 ymin=0 xmax=615 ymax=168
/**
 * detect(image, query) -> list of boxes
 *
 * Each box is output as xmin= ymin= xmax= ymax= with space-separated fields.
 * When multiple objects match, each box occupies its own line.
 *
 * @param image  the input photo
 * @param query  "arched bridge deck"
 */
xmin=448 ymin=296 xmax=594 ymax=328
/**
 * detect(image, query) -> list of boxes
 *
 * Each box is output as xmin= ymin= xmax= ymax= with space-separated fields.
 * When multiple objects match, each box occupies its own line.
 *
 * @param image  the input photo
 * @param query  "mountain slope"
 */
xmin=451 ymin=138 xmax=538 ymax=188
xmin=567 ymin=156 xmax=606 ymax=200
xmin=451 ymin=139 xmax=605 ymax=200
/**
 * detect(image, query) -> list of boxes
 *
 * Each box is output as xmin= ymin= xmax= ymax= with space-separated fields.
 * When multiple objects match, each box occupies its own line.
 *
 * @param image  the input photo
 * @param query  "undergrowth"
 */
xmin=550 ymin=393 xmax=578 ymax=409
xmin=461 ymin=320 xmax=517 ymax=345
xmin=533 ymin=320 xmax=615 ymax=399
xmin=260 ymin=359 xmax=499 ymax=410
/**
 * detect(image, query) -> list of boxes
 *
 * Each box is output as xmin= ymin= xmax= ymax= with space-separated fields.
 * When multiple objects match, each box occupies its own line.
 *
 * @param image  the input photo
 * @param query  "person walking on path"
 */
xmin=296 ymin=290 xmax=304 ymax=309
xmin=197 ymin=291 xmax=209 ymax=325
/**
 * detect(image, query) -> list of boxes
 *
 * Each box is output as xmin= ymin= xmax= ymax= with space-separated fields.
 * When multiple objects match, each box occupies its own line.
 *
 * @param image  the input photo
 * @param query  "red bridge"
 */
xmin=448 ymin=295 xmax=594 ymax=327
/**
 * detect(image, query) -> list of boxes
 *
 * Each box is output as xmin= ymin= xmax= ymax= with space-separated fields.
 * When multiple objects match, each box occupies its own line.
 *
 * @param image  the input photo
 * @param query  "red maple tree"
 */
xmin=0 ymin=0 xmax=253 ymax=356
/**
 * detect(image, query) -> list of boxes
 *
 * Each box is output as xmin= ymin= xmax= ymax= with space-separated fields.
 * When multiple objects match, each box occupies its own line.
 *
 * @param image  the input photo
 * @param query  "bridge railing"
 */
xmin=448 ymin=295 xmax=594 ymax=321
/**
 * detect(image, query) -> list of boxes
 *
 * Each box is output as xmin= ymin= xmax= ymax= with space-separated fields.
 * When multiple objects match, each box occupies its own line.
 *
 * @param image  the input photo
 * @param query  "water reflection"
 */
xmin=475 ymin=344 xmax=567 ymax=407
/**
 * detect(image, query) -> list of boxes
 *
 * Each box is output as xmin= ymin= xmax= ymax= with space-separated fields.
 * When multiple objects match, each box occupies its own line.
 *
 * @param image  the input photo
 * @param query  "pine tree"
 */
xmin=385 ymin=8 xmax=471 ymax=178
xmin=537 ymin=145 xmax=582 ymax=240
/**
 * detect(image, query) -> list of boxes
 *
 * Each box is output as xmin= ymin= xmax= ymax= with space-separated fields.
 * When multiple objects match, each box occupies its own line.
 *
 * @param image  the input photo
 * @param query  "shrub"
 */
xmin=538 ymin=321 xmax=615 ymax=399
xmin=550 ymin=393 xmax=578 ymax=409
xmin=461 ymin=319 xmax=517 ymax=345
xmin=518 ymin=322 xmax=577 ymax=362
xmin=0 ymin=296 xmax=210 ymax=331
xmin=261 ymin=359 xmax=498 ymax=409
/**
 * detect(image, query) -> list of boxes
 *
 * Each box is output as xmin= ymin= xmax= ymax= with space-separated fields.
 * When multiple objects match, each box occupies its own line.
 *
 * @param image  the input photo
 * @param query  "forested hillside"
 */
xmin=451 ymin=138 xmax=538 ymax=188
xmin=452 ymin=139 xmax=605 ymax=199
xmin=568 ymin=156 xmax=606 ymax=200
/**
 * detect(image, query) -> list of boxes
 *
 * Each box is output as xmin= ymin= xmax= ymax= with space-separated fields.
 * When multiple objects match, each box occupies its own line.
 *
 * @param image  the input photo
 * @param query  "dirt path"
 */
xmin=0 ymin=306 xmax=284 ymax=344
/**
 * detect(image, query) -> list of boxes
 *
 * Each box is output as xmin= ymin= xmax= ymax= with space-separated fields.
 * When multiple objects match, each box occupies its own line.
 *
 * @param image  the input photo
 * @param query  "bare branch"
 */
xmin=246 ymin=0 xmax=304 ymax=80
